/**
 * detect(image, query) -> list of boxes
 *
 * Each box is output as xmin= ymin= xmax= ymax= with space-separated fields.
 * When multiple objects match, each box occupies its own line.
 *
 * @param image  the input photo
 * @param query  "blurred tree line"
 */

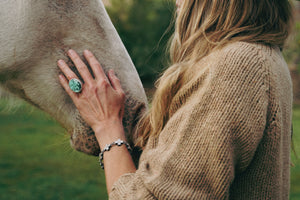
xmin=284 ymin=0 xmax=300 ymax=103
xmin=284 ymin=21 xmax=300 ymax=103
xmin=106 ymin=0 xmax=175 ymax=86
xmin=284 ymin=22 xmax=300 ymax=72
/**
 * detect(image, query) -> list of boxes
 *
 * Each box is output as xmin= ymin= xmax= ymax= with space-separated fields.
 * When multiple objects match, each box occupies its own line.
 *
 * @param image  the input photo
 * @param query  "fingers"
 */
xmin=68 ymin=49 xmax=93 ymax=84
xmin=108 ymin=69 xmax=124 ymax=94
xmin=58 ymin=49 xmax=123 ymax=96
xmin=83 ymin=50 xmax=108 ymax=82
xmin=57 ymin=60 xmax=78 ymax=81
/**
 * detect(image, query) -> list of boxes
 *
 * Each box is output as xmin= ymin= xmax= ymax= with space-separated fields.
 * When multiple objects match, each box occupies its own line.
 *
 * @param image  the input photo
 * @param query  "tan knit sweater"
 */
xmin=109 ymin=42 xmax=293 ymax=199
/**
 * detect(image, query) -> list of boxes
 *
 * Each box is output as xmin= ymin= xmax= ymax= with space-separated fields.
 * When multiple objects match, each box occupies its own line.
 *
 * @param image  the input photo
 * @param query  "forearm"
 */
xmin=94 ymin=123 xmax=136 ymax=194
xmin=102 ymin=144 xmax=136 ymax=193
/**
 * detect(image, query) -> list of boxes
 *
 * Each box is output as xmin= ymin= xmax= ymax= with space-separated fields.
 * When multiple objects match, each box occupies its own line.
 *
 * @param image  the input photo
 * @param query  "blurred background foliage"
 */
xmin=106 ymin=0 xmax=175 ymax=86
xmin=284 ymin=14 xmax=300 ymax=103
xmin=284 ymin=22 xmax=300 ymax=72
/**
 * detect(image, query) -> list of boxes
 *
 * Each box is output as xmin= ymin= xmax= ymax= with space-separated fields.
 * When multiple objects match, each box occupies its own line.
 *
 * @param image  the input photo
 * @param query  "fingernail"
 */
xmin=58 ymin=59 xmax=64 ymax=65
xmin=110 ymin=69 xmax=115 ymax=75
xmin=84 ymin=49 xmax=91 ymax=55
xmin=58 ymin=74 xmax=64 ymax=79
xmin=68 ymin=49 xmax=75 ymax=56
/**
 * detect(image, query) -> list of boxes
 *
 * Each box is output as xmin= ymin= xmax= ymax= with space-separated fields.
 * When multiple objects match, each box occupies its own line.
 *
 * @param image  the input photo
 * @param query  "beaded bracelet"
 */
xmin=99 ymin=139 xmax=132 ymax=169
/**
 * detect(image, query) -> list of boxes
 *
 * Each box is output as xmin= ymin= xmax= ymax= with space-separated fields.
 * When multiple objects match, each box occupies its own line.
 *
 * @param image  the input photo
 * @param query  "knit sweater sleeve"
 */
xmin=109 ymin=44 xmax=269 ymax=199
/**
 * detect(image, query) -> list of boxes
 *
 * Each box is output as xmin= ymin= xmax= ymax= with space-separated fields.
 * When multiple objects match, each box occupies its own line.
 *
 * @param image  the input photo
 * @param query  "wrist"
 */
xmin=92 ymin=121 xmax=126 ymax=149
xmin=92 ymin=119 xmax=123 ymax=134
xmin=99 ymin=139 xmax=132 ymax=169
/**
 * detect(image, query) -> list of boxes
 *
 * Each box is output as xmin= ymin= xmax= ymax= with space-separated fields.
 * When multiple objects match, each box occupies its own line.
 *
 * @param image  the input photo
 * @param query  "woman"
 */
xmin=58 ymin=0 xmax=294 ymax=199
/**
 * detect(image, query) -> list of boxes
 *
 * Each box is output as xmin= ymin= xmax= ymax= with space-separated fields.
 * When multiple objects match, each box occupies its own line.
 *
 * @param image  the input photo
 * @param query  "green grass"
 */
xmin=291 ymin=104 xmax=300 ymax=200
xmin=0 ymin=100 xmax=108 ymax=200
xmin=0 ymin=100 xmax=300 ymax=199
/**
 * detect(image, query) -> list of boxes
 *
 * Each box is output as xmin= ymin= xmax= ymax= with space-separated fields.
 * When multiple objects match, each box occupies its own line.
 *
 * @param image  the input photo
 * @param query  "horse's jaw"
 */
xmin=70 ymin=122 xmax=100 ymax=156
xmin=0 ymin=0 xmax=147 ymax=157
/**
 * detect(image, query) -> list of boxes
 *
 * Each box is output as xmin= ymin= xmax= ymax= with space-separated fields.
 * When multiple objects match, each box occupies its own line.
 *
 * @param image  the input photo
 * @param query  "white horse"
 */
xmin=0 ymin=0 xmax=147 ymax=161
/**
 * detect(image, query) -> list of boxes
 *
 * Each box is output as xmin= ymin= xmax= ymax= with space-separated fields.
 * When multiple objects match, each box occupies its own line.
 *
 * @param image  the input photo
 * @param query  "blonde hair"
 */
xmin=136 ymin=0 xmax=293 ymax=148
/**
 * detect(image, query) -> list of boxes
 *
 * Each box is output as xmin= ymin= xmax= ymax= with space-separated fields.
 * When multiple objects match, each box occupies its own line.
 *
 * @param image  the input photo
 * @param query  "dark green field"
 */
xmin=0 ymin=100 xmax=300 ymax=200
xmin=291 ymin=104 xmax=300 ymax=200
xmin=0 ymin=100 xmax=108 ymax=200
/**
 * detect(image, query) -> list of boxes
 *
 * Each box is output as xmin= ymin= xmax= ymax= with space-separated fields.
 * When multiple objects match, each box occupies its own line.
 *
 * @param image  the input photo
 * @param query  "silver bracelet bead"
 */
xmin=99 ymin=139 xmax=132 ymax=169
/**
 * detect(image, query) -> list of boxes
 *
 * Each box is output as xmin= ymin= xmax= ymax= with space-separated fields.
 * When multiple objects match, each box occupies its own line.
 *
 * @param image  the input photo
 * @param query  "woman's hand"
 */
xmin=57 ymin=49 xmax=126 ymax=144
xmin=58 ymin=50 xmax=136 ymax=192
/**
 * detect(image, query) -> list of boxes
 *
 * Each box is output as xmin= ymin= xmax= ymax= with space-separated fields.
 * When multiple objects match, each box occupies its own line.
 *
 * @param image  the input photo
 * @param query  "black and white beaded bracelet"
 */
xmin=99 ymin=139 xmax=132 ymax=169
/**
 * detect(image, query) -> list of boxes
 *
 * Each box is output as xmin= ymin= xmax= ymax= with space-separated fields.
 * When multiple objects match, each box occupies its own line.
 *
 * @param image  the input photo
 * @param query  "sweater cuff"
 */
xmin=109 ymin=173 xmax=135 ymax=199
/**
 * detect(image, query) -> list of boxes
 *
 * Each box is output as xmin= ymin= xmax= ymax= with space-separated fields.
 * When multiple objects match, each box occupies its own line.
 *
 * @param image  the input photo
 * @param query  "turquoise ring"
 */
xmin=69 ymin=78 xmax=82 ymax=93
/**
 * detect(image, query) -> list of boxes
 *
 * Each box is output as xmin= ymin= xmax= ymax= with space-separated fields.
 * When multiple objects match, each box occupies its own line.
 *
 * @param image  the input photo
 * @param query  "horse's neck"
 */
xmin=0 ymin=0 xmax=140 ymax=91
xmin=0 ymin=0 xmax=129 ymax=71
xmin=0 ymin=0 xmax=145 ymax=125
xmin=0 ymin=1 xmax=147 ymax=156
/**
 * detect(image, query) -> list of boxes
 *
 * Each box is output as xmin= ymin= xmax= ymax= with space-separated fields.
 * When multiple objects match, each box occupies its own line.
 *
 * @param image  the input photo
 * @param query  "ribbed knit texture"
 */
xmin=109 ymin=42 xmax=293 ymax=200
